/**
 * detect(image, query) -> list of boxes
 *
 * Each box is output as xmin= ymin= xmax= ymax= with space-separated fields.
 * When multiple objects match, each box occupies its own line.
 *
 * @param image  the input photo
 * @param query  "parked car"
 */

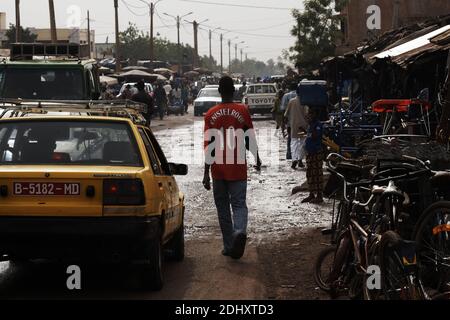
xmin=243 ymin=83 xmax=277 ymax=116
xmin=193 ymin=87 xmax=222 ymax=117
xmin=0 ymin=102 xmax=188 ymax=291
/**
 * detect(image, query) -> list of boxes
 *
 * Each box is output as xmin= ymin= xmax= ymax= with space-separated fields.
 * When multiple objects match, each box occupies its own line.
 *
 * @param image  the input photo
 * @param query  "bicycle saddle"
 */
xmin=383 ymin=181 xmax=405 ymax=200
xmin=371 ymin=185 xmax=385 ymax=195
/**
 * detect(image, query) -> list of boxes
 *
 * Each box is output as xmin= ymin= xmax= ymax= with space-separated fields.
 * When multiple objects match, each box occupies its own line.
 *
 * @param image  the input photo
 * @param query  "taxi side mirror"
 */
xmin=169 ymin=163 xmax=188 ymax=176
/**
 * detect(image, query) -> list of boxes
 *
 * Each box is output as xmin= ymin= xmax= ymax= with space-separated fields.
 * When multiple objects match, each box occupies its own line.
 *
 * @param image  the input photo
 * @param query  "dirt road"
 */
xmin=0 ymin=111 xmax=331 ymax=300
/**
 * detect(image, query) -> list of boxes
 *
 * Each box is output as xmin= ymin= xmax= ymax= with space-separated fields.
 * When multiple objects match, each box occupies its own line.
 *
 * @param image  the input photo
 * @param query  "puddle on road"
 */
xmin=154 ymin=119 xmax=332 ymax=243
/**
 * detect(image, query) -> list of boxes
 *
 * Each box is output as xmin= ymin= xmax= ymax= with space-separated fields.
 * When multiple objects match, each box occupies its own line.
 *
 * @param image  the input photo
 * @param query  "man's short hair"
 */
xmin=289 ymin=82 xmax=298 ymax=91
xmin=136 ymin=80 xmax=145 ymax=91
xmin=219 ymin=76 xmax=235 ymax=96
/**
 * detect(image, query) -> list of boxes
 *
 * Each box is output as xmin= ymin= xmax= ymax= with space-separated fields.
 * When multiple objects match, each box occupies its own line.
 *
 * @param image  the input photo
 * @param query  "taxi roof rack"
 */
xmin=0 ymin=99 xmax=148 ymax=125
xmin=10 ymin=43 xmax=90 ymax=61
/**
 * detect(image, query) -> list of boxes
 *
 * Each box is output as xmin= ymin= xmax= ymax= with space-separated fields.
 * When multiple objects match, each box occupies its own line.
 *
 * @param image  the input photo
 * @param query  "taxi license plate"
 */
xmin=14 ymin=183 xmax=80 ymax=196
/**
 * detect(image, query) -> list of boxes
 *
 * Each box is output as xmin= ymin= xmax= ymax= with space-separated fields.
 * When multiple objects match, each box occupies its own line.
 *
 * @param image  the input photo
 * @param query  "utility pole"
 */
xmin=150 ymin=3 xmax=154 ymax=61
xmin=193 ymin=20 xmax=199 ymax=68
xmin=220 ymin=33 xmax=223 ymax=74
xmin=139 ymin=1 xmax=163 ymax=62
xmin=185 ymin=19 xmax=207 ymax=69
xmin=177 ymin=16 xmax=181 ymax=75
xmin=114 ymin=0 xmax=121 ymax=72
xmin=15 ymin=0 xmax=21 ymax=42
xmin=49 ymin=0 xmax=57 ymax=42
xmin=164 ymin=12 xmax=193 ymax=76
xmin=209 ymin=29 xmax=212 ymax=60
xmin=87 ymin=10 xmax=91 ymax=58
xmin=228 ymin=39 xmax=231 ymax=74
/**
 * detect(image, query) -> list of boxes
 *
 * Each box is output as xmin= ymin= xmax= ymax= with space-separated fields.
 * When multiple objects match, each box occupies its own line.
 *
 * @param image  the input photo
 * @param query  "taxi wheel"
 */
xmin=168 ymin=223 xmax=185 ymax=262
xmin=141 ymin=235 xmax=164 ymax=291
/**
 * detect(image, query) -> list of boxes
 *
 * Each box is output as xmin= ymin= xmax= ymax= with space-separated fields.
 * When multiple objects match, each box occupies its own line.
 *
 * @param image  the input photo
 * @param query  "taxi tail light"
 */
xmin=103 ymin=179 xmax=145 ymax=206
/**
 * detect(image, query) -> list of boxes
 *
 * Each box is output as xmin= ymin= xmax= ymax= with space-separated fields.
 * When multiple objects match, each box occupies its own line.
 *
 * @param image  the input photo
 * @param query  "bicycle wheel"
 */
xmin=363 ymin=236 xmax=382 ymax=300
xmin=325 ymin=231 xmax=354 ymax=298
xmin=313 ymin=246 xmax=336 ymax=292
xmin=414 ymin=201 xmax=450 ymax=296
xmin=379 ymin=231 xmax=424 ymax=300
xmin=333 ymin=201 xmax=350 ymax=243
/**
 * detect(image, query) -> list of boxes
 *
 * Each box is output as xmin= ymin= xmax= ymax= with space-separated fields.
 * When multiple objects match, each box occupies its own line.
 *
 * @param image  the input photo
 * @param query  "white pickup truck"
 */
xmin=243 ymin=83 xmax=277 ymax=116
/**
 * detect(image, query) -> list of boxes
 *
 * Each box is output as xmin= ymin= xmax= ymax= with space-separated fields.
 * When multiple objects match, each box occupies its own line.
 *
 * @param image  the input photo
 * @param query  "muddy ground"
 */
xmin=152 ymin=111 xmax=332 ymax=300
xmin=0 ymin=110 xmax=332 ymax=300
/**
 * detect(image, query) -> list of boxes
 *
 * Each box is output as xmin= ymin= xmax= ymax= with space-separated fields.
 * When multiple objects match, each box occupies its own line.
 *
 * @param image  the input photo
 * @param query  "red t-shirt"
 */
xmin=204 ymin=103 xmax=254 ymax=181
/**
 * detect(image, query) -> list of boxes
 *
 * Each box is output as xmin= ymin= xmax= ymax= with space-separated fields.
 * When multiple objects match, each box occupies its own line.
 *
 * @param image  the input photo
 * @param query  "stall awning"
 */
xmin=373 ymin=25 xmax=450 ymax=59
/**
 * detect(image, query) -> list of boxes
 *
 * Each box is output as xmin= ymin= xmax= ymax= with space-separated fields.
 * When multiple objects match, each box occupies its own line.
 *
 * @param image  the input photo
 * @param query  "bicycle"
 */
xmin=315 ymin=155 xmax=430 ymax=300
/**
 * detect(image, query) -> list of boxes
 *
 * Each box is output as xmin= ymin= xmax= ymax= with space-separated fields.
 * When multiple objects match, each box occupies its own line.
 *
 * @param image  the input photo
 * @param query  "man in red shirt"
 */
xmin=203 ymin=76 xmax=261 ymax=259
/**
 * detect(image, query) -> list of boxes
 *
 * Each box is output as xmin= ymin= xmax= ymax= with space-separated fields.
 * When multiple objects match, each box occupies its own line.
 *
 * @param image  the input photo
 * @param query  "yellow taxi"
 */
xmin=0 ymin=100 xmax=187 ymax=290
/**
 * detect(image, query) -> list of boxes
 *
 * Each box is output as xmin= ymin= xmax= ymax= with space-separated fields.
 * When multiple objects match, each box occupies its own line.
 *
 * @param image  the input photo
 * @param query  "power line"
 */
xmin=178 ymin=0 xmax=293 ymax=10
xmin=154 ymin=9 xmax=171 ymax=28
xmin=246 ymin=49 xmax=283 ymax=54
xmin=197 ymin=28 xmax=207 ymax=40
xmin=122 ymin=0 xmax=148 ymax=9
xmin=120 ymin=0 xmax=148 ymax=17
xmin=203 ymin=24 xmax=293 ymax=39
xmin=181 ymin=22 xmax=192 ymax=35
xmin=231 ymin=20 xmax=296 ymax=32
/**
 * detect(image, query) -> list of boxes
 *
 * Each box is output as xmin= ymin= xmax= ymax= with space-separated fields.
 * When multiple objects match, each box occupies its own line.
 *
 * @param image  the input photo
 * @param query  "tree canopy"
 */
xmin=290 ymin=0 xmax=347 ymax=72
xmin=5 ymin=24 xmax=38 ymax=45
xmin=120 ymin=23 xmax=285 ymax=76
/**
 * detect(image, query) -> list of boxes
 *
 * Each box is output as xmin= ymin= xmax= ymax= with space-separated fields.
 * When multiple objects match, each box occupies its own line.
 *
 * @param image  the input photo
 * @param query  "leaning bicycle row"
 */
xmin=314 ymin=153 xmax=450 ymax=300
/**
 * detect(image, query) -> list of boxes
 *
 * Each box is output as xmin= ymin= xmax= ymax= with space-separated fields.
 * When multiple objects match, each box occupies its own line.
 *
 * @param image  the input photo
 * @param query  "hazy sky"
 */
xmin=0 ymin=0 xmax=304 ymax=63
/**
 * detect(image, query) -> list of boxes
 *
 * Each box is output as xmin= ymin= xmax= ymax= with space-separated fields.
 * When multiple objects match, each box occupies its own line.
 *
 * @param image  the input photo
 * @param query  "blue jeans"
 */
xmin=213 ymin=180 xmax=248 ymax=252
xmin=286 ymin=129 xmax=292 ymax=160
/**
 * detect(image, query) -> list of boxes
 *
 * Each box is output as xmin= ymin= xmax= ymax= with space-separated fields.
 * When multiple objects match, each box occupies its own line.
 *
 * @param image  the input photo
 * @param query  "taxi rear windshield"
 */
xmin=0 ymin=121 xmax=143 ymax=166
xmin=0 ymin=68 xmax=85 ymax=100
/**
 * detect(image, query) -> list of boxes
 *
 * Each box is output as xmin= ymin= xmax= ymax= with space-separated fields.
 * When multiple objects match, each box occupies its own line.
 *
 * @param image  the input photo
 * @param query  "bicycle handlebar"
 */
xmin=402 ymin=155 xmax=430 ymax=170
xmin=327 ymin=166 xmax=431 ymax=203
xmin=326 ymin=153 xmax=351 ymax=170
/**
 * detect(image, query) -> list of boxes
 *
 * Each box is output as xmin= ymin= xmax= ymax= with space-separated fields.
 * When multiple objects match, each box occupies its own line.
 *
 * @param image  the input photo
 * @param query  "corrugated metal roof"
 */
xmin=373 ymin=25 xmax=450 ymax=59
xmin=431 ymin=29 xmax=450 ymax=45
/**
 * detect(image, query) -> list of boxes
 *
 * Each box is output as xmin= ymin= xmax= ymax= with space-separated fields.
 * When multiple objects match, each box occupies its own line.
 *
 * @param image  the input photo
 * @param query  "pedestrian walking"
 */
xmin=280 ymin=82 xmax=298 ymax=160
xmin=132 ymin=80 xmax=155 ymax=127
xmin=181 ymin=85 xmax=189 ymax=114
xmin=284 ymin=85 xmax=308 ymax=169
xmin=272 ymin=89 xmax=286 ymax=136
xmin=203 ymin=76 xmax=262 ymax=260
xmin=237 ymin=81 xmax=247 ymax=101
xmin=154 ymin=82 xmax=168 ymax=120
xmin=303 ymin=107 xmax=324 ymax=204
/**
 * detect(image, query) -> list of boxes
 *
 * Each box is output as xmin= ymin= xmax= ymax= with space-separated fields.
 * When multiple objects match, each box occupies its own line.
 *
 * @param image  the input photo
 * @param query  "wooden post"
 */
xmin=49 ymin=0 xmax=57 ymax=42
xmin=193 ymin=20 xmax=198 ymax=68
xmin=114 ymin=0 xmax=121 ymax=72
xmin=209 ymin=29 xmax=212 ymax=60
xmin=150 ymin=2 xmax=154 ymax=61
xmin=220 ymin=33 xmax=223 ymax=73
xmin=87 ymin=10 xmax=91 ymax=58
xmin=15 ymin=0 xmax=21 ymax=42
